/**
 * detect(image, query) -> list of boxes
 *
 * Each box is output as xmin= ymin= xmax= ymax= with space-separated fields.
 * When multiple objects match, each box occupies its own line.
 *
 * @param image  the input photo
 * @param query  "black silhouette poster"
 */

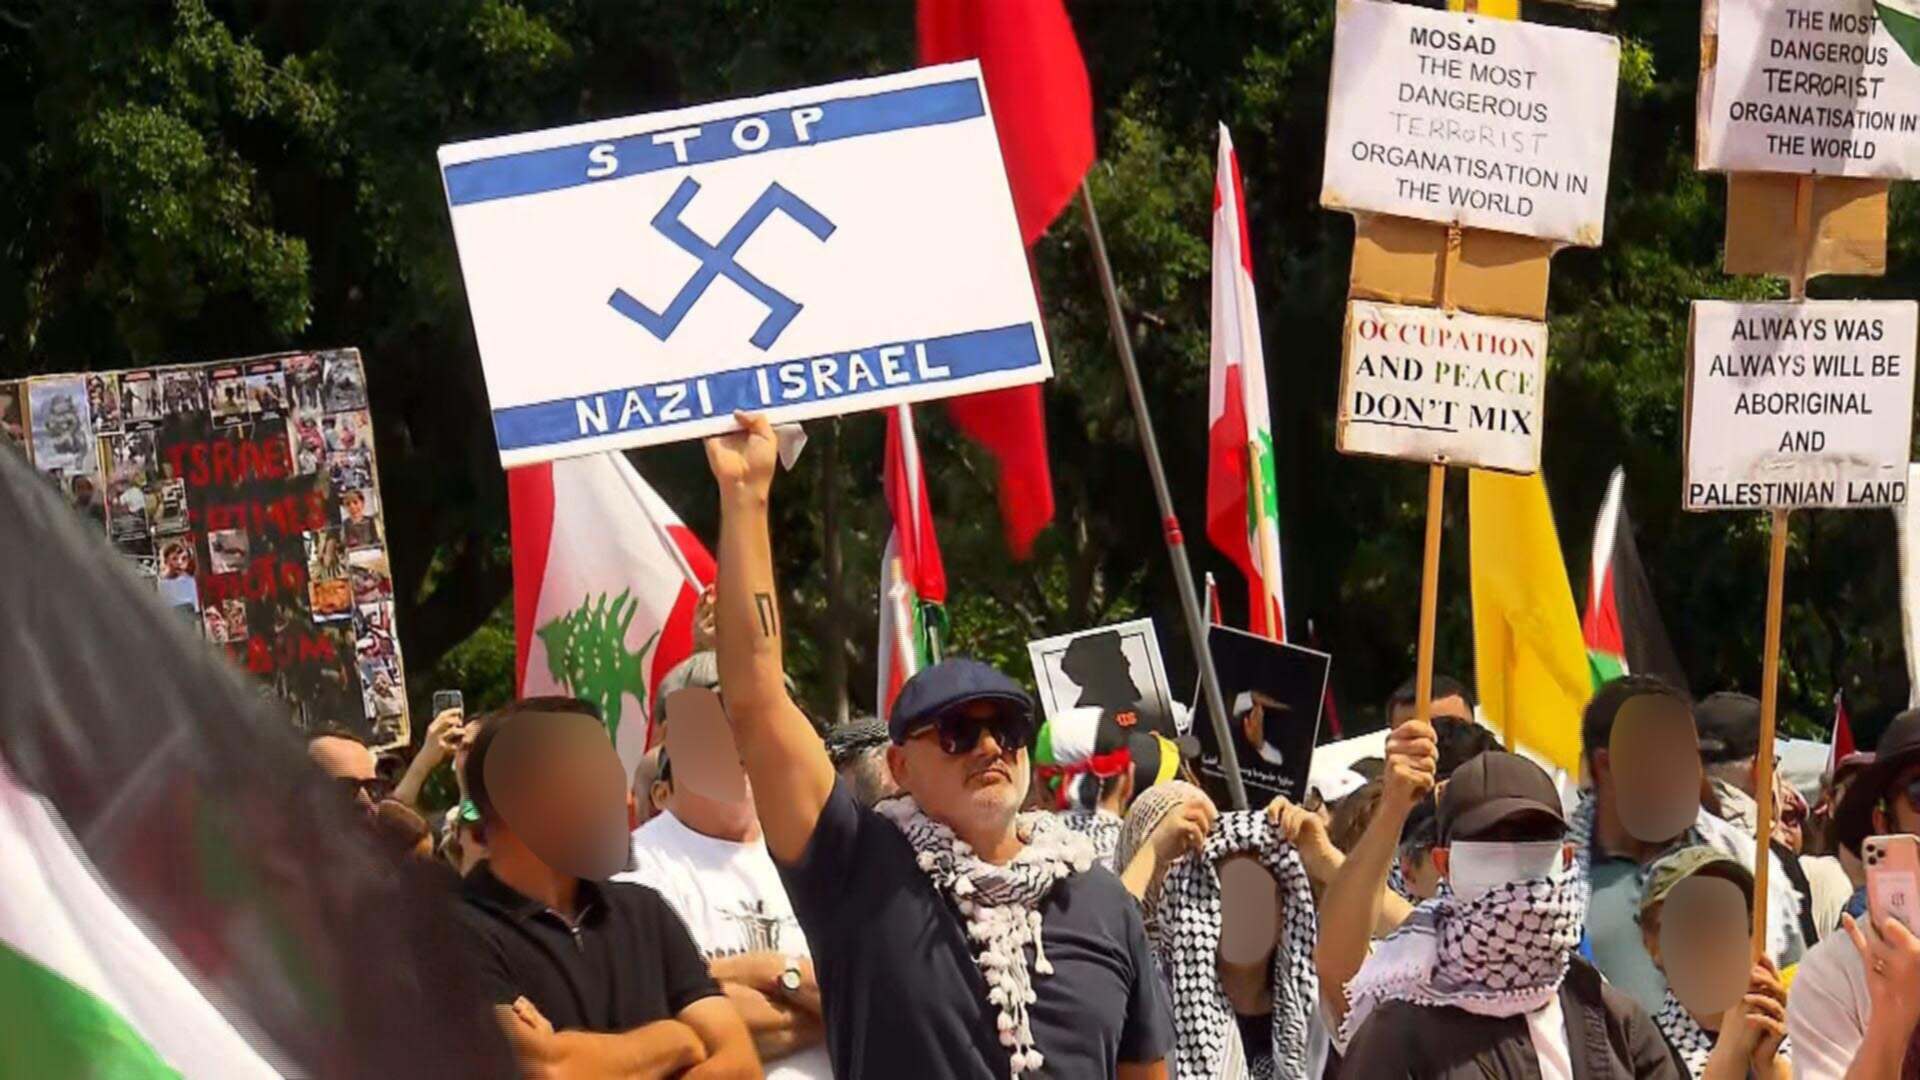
xmin=1027 ymin=619 xmax=1176 ymax=739
xmin=1193 ymin=626 xmax=1330 ymax=806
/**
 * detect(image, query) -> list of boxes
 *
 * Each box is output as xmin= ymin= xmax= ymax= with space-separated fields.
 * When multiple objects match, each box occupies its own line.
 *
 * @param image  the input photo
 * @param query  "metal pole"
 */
xmin=1076 ymin=179 xmax=1249 ymax=810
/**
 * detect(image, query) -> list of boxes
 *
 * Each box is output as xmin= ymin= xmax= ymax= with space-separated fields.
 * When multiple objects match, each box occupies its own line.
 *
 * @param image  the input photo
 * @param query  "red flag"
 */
xmin=1828 ymin=690 xmax=1858 ymax=774
xmin=878 ymin=405 xmax=950 ymax=718
xmin=919 ymin=0 xmax=1093 ymax=558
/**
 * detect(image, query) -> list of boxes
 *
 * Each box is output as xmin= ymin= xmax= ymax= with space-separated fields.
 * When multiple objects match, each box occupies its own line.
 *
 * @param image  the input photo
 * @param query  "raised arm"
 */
xmin=1315 ymin=718 xmax=1433 ymax=1034
xmin=706 ymin=412 xmax=836 ymax=865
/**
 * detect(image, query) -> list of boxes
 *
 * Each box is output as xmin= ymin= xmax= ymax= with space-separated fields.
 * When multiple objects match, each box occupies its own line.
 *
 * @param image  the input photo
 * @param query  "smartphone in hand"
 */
xmin=1865 ymin=834 xmax=1920 ymax=934
xmin=432 ymin=689 xmax=465 ymax=720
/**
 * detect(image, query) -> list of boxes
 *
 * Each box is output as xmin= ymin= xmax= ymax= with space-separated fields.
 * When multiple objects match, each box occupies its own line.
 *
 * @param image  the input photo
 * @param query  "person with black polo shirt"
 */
xmin=456 ymin=697 xmax=759 ymax=1079
xmin=705 ymin=413 xmax=1172 ymax=1079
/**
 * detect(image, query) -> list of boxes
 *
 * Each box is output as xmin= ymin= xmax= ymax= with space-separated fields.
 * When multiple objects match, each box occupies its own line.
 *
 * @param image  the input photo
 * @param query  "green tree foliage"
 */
xmin=2 ymin=1 xmax=1913 ymax=747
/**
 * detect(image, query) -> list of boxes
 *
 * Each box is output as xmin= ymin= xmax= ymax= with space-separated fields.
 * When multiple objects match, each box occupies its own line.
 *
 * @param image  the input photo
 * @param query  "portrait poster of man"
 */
xmin=1026 ymin=618 xmax=1176 ymax=739
xmin=1192 ymin=625 xmax=1331 ymax=806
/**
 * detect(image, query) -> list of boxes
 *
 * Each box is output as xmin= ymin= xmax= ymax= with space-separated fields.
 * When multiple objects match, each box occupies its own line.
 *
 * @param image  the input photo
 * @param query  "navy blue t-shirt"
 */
xmin=779 ymin=779 xmax=1173 ymax=1079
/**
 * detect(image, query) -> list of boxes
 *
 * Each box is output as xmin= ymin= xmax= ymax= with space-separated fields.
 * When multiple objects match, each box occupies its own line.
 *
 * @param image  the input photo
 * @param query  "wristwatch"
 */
xmin=778 ymin=955 xmax=804 ymax=993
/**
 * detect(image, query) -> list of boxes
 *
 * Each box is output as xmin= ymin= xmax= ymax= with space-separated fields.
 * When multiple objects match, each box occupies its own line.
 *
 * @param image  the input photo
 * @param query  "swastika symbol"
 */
xmin=609 ymin=177 xmax=835 ymax=351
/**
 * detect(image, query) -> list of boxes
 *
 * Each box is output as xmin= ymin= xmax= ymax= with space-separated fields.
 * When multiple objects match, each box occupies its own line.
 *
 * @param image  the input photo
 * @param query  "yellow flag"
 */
xmin=1447 ymin=0 xmax=1521 ymax=15
xmin=1469 ymin=470 xmax=1589 ymax=777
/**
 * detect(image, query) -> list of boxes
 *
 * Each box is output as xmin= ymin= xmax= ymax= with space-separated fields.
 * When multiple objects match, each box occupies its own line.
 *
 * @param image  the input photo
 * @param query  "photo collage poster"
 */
xmin=0 ymin=350 xmax=409 ymax=748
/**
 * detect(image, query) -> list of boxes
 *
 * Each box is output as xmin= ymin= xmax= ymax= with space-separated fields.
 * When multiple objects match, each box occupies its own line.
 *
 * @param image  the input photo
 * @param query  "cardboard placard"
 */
xmin=1684 ymin=300 xmax=1918 ymax=510
xmin=1027 ymin=619 xmax=1177 ymax=740
xmin=1700 ymin=0 xmax=1920 ymax=179
xmin=439 ymin=62 xmax=1050 ymax=466
xmin=1336 ymin=300 xmax=1548 ymax=473
xmin=1348 ymin=214 xmax=1552 ymax=321
xmin=1192 ymin=626 xmax=1331 ymax=807
xmin=1321 ymin=0 xmax=1620 ymax=246
xmin=13 ymin=351 xmax=407 ymax=748
xmin=1724 ymin=173 xmax=1889 ymax=278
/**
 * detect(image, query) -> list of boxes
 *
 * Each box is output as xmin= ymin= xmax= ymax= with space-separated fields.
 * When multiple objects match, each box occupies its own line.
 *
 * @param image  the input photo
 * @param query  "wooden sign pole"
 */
xmin=1416 ymin=463 xmax=1447 ymax=728
xmin=1749 ymin=173 xmax=1813 ymax=961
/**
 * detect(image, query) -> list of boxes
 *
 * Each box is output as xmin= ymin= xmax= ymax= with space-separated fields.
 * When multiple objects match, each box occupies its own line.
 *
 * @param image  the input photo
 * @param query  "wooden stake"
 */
xmin=1791 ymin=176 xmax=1814 ymax=301
xmin=1415 ymin=463 xmax=1446 ymax=728
xmin=1751 ymin=508 xmax=1789 ymax=961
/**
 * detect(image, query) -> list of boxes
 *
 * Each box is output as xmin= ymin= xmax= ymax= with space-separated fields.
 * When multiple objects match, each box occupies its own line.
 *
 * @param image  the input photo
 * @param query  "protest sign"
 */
xmin=15 ymin=350 xmax=407 ymax=748
xmin=1336 ymin=299 xmax=1548 ymax=473
xmin=1027 ymin=619 xmax=1176 ymax=740
xmin=439 ymin=61 xmax=1050 ymax=466
xmin=1701 ymin=0 xmax=1920 ymax=178
xmin=1684 ymin=300 xmax=1918 ymax=511
xmin=1192 ymin=626 xmax=1331 ymax=807
xmin=1320 ymin=0 xmax=1620 ymax=246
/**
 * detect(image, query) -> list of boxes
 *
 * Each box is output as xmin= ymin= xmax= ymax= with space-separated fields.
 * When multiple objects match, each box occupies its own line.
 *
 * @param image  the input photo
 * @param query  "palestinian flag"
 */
xmin=1206 ymin=124 xmax=1286 ymax=640
xmin=1583 ymin=467 xmax=1687 ymax=692
xmin=509 ymin=452 xmax=714 ymax=772
xmin=0 ymin=441 xmax=511 ymax=1077
xmin=878 ymin=404 xmax=949 ymax=720
xmin=1880 ymin=2 xmax=1920 ymax=64
xmin=1828 ymin=690 xmax=1859 ymax=774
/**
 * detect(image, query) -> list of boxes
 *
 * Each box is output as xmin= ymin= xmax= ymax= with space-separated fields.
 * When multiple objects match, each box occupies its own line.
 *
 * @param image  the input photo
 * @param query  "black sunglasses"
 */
xmin=338 ymin=776 xmax=392 ymax=802
xmin=912 ymin=706 xmax=1034 ymax=757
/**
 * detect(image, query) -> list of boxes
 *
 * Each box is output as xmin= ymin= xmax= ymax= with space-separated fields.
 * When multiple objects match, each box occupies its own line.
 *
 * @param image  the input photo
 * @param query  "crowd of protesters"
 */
xmin=302 ymin=414 xmax=1920 ymax=1079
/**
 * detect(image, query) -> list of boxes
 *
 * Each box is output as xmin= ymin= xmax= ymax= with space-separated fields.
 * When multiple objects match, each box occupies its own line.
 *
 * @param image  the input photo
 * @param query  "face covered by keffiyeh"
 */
xmin=1152 ymin=810 xmax=1319 ymax=1080
xmin=875 ymin=794 xmax=1096 ymax=1076
xmin=1338 ymin=865 xmax=1585 ymax=1047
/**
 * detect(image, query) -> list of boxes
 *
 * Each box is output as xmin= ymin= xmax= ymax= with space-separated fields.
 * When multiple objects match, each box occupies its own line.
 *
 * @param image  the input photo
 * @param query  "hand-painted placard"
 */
xmin=17 ymin=350 xmax=408 ymax=748
xmin=1685 ymin=300 xmax=1918 ymax=510
xmin=1701 ymin=0 xmax=1920 ymax=178
xmin=1320 ymin=0 xmax=1620 ymax=245
xmin=439 ymin=61 xmax=1050 ymax=465
xmin=1336 ymin=300 xmax=1549 ymax=473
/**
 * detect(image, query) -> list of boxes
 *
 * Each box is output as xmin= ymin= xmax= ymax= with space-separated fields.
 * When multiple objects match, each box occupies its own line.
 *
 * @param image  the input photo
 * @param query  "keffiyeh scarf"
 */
xmin=1567 ymin=793 xmax=1799 ymax=961
xmin=1339 ymin=873 xmax=1585 ymax=1047
xmin=1058 ymin=808 xmax=1124 ymax=871
xmin=1153 ymin=810 xmax=1319 ymax=1080
xmin=877 ymin=795 xmax=1096 ymax=1076
xmin=1653 ymin=992 xmax=1793 ymax=1079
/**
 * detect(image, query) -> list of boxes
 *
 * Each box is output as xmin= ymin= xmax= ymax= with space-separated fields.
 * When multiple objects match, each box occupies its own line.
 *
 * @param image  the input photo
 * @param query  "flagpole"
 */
xmin=1077 ymin=178 xmax=1248 ymax=811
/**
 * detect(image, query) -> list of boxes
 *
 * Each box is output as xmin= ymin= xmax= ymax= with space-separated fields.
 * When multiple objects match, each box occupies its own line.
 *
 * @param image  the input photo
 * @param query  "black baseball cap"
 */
xmin=1438 ymin=751 xmax=1567 ymax=843
xmin=888 ymin=658 xmax=1034 ymax=744
xmin=1695 ymin=692 xmax=1762 ymax=765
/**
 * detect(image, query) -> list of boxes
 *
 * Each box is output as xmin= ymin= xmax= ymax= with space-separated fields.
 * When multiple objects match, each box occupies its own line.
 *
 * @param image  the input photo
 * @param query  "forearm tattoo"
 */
xmin=754 ymin=592 xmax=779 ymax=638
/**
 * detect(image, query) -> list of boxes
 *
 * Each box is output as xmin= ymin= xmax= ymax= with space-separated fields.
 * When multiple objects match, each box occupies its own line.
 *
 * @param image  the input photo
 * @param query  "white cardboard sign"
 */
xmin=1026 ymin=619 xmax=1178 ymax=741
xmin=1685 ymin=300 xmax=1918 ymax=511
xmin=438 ymin=62 xmax=1050 ymax=466
xmin=1320 ymin=0 xmax=1620 ymax=246
xmin=1701 ymin=0 xmax=1920 ymax=178
xmin=1336 ymin=300 xmax=1549 ymax=474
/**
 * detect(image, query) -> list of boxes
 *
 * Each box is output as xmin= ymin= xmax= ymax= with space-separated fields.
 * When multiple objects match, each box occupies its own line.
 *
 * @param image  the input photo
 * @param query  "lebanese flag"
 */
xmin=1205 ymin=125 xmax=1286 ymax=640
xmin=1583 ymin=467 xmax=1687 ymax=692
xmin=509 ymin=453 xmax=714 ymax=774
xmin=918 ymin=0 xmax=1093 ymax=558
xmin=878 ymin=405 xmax=949 ymax=719
xmin=1828 ymin=691 xmax=1858 ymax=774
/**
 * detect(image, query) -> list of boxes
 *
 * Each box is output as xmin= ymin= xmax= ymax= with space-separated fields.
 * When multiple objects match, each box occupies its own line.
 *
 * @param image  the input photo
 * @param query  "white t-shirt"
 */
xmin=1526 ymin=996 xmax=1574 ymax=1080
xmin=615 ymin=810 xmax=832 ymax=1080
xmin=1785 ymin=923 xmax=1874 ymax=1080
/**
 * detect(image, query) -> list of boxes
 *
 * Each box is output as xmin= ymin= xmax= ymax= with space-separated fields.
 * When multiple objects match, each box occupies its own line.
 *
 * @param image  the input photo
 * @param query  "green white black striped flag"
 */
xmin=0 ymin=442 xmax=513 ymax=1077
xmin=1882 ymin=1 xmax=1920 ymax=63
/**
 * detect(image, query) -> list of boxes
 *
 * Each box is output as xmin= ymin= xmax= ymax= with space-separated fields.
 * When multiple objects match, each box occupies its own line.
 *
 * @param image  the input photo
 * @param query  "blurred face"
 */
xmin=1218 ymin=855 xmax=1281 ymax=966
xmin=487 ymin=712 xmax=632 ymax=881
xmin=1598 ymin=695 xmax=1703 ymax=844
xmin=889 ymin=699 xmax=1032 ymax=842
xmin=308 ymin=735 xmax=380 ymax=808
xmin=1648 ymin=875 xmax=1751 ymax=1016
xmin=1873 ymin=765 xmax=1920 ymax=836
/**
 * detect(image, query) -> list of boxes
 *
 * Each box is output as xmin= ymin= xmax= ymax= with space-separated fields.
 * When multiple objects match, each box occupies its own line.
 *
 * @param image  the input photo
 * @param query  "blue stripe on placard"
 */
xmin=491 ymin=323 xmax=1041 ymax=452
xmin=445 ymin=79 xmax=984 ymax=206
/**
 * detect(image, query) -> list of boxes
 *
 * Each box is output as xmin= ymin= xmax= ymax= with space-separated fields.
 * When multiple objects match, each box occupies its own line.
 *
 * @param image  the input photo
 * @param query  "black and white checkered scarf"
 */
xmin=877 ymin=795 xmax=1096 ymax=1076
xmin=1058 ymin=808 xmax=1124 ymax=871
xmin=1151 ymin=810 xmax=1318 ymax=1080
xmin=1653 ymin=991 xmax=1791 ymax=1078
xmin=1339 ymin=873 xmax=1585 ymax=1047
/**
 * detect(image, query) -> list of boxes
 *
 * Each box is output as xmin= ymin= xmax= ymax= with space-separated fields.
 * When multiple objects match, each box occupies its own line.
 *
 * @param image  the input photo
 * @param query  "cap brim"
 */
xmin=1446 ymin=798 xmax=1566 ymax=842
xmin=893 ymin=689 xmax=1036 ymax=743
xmin=1837 ymin=746 xmax=1920 ymax=855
